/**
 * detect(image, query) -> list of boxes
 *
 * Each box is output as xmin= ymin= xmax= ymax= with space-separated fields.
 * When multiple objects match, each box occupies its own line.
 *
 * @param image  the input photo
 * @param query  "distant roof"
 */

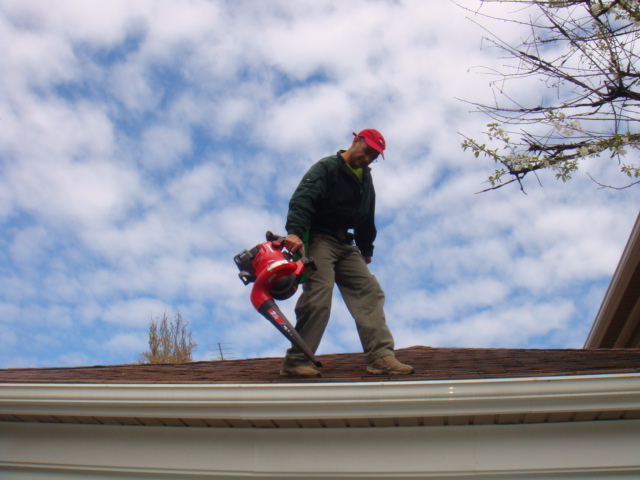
xmin=585 ymin=211 xmax=640 ymax=348
xmin=2 ymin=346 xmax=640 ymax=384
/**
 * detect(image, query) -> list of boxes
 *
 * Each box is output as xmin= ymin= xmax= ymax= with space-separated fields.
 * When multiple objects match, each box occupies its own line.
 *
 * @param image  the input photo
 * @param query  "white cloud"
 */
xmin=11 ymin=159 xmax=139 ymax=227
xmin=8 ymin=225 xmax=49 ymax=266
xmin=0 ymin=18 xmax=76 ymax=93
xmin=141 ymin=124 xmax=193 ymax=170
xmin=0 ymin=324 xmax=18 ymax=349
xmin=109 ymin=61 xmax=160 ymax=113
xmin=104 ymin=332 xmax=148 ymax=356
xmin=259 ymin=84 xmax=355 ymax=154
xmin=407 ymin=300 xmax=577 ymax=348
xmin=167 ymin=163 xmax=224 ymax=215
xmin=101 ymin=298 xmax=168 ymax=327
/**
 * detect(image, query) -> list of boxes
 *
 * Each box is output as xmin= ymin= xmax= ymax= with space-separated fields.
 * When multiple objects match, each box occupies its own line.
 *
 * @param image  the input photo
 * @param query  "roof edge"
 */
xmin=3 ymin=373 xmax=640 ymax=421
xmin=585 ymin=211 xmax=640 ymax=348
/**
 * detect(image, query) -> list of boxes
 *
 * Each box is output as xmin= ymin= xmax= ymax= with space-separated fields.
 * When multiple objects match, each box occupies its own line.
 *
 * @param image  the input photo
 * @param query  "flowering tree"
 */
xmin=460 ymin=0 xmax=640 ymax=192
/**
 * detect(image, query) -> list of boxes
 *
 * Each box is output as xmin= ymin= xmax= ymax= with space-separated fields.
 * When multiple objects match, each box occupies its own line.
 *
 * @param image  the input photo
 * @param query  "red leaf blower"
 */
xmin=234 ymin=231 xmax=322 ymax=367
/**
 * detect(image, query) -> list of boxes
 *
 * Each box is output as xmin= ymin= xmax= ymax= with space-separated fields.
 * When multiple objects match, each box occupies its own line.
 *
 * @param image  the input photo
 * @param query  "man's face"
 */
xmin=351 ymin=137 xmax=380 ymax=168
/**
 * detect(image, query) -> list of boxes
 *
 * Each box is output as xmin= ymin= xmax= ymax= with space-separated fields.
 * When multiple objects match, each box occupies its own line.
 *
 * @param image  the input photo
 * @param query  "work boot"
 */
xmin=367 ymin=355 xmax=414 ymax=375
xmin=280 ymin=364 xmax=322 ymax=378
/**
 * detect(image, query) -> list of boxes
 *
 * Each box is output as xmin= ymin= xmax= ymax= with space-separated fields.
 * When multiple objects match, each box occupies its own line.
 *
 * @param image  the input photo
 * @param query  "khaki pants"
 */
xmin=284 ymin=234 xmax=395 ymax=366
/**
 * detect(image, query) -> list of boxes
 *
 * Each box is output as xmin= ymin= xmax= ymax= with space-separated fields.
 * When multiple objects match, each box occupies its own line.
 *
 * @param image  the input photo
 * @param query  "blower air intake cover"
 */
xmin=269 ymin=274 xmax=299 ymax=300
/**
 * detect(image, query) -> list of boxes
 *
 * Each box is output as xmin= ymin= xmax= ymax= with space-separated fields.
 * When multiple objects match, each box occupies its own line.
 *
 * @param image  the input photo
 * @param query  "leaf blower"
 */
xmin=234 ymin=231 xmax=322 ymax=367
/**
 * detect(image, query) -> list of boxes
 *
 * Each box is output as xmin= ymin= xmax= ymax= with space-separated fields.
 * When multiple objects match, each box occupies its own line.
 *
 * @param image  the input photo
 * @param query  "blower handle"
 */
xmin=265 ymin=230 xmax=282 ymax=243
xmin=265 ymin=231 xmax=316 ymax=270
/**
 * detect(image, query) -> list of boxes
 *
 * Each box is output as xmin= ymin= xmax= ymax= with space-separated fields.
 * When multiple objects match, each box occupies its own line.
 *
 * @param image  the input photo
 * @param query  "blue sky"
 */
xmin=1 ymin=0 xmax=638 ymax=368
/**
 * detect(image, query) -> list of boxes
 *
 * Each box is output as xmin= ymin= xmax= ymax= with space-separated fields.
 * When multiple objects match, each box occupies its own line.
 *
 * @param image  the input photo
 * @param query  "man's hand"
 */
xmin=363 ymin=256 xmax=372 ymax=264
xmin=284 ymin=234 xmax=304 ymax=253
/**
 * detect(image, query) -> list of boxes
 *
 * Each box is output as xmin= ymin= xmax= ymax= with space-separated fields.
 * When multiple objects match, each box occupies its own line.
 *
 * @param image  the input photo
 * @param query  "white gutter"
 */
xmin=2 ymin=373 xmax=640 ymax=420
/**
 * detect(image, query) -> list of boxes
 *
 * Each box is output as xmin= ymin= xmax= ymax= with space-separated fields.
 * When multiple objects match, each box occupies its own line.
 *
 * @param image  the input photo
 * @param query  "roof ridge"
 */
xmin=3 ymin=345 xmax=640 ymax=373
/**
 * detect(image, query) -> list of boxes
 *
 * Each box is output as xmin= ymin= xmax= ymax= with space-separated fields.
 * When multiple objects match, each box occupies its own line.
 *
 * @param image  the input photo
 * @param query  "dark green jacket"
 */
xmin=286 ymin=151 xmax=377 ymax=257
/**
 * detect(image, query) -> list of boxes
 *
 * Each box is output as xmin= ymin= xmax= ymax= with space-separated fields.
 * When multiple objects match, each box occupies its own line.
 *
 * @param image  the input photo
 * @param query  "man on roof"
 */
xmin=282 ymin=129 xmax=414 ymax=377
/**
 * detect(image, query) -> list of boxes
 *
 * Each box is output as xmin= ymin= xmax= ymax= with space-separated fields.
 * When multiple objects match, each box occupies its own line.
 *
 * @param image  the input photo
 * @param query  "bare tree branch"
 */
xmin=459 ymin=0 xmax=640 ymax=191
xmin=139 ymin=311 xmax=197 ymax=364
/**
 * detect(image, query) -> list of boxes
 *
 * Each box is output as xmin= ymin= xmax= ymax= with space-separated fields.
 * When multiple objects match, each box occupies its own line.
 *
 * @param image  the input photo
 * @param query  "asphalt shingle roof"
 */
xmin=1 ymin=346 xmax=640 ymax=384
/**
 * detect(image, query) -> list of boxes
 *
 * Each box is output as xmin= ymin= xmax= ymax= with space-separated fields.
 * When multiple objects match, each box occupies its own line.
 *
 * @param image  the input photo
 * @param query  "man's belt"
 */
xmin=335 ymin=228 xmax=355 ymax=245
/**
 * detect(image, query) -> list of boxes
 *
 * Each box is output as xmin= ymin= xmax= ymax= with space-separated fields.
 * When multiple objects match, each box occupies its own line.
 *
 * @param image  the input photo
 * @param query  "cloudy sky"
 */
xmin=1 ymin=0 xmax=638 ymax=369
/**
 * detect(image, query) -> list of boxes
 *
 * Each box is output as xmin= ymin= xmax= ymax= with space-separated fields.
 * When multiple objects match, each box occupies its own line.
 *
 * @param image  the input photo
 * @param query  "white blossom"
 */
xmin=578 ymin=146 xmax=590 ymax=156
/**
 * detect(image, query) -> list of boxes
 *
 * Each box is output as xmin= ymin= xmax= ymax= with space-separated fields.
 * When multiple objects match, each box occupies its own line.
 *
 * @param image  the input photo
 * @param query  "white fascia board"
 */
xmin=2 ymin=373 xmax=640 ymax=420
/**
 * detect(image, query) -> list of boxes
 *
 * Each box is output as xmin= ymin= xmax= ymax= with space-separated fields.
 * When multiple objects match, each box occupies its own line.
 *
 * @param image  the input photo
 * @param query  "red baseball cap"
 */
xmin=353 ymin=129 xmax=386 ymax=159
